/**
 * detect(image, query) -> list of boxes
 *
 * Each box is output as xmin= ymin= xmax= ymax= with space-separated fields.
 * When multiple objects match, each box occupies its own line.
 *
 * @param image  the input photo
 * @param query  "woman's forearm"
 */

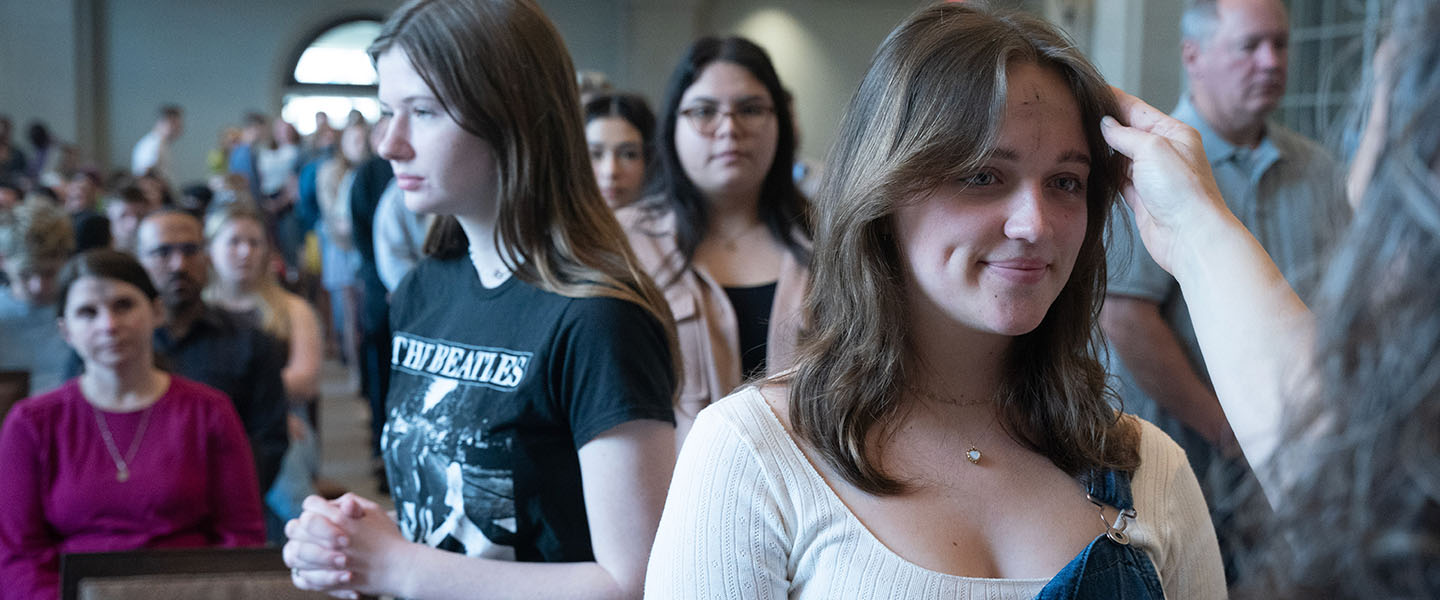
xmin=281 ymin=294 xmax=324 ymax=401
xmin=382 ymin=544 xmax=634 ymax=600
xmin=1167 ymin=208 xmax=1314 ymax=503
xmin=1101 ymin=90 xmax=1315 ymax=505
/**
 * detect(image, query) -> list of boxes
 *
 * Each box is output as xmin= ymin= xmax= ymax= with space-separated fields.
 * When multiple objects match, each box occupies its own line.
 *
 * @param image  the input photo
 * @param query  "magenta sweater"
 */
xmin=0 ymin=376 xmax=265 ymax=599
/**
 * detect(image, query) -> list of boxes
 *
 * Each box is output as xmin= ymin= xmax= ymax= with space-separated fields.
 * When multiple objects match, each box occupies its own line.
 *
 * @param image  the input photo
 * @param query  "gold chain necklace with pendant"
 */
xmin=93 ymin=404 xmax=155 ymax=482
xmin=906 ymin=384 xmax=987 ymax=465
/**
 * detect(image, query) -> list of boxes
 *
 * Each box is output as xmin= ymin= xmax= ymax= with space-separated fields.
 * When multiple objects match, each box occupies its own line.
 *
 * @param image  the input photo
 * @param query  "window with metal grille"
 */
xmin=1276 ymin=0 xmax=1393 ymax=148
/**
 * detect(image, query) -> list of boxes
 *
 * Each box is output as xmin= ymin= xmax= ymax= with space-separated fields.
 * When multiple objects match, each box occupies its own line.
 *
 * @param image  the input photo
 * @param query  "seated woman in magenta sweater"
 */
xmin=0 ymin=249 xmax=264 ymax=600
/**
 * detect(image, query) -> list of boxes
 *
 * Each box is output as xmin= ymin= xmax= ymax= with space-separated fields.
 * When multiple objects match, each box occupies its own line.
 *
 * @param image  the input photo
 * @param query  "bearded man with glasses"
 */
xmin=129 ymin=209 xmax=289 ymax=538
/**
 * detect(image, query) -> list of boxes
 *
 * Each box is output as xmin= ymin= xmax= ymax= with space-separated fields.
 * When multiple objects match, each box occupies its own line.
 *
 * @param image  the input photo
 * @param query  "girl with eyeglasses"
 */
xmin=619 ymin=37 xmax=811 ymax=444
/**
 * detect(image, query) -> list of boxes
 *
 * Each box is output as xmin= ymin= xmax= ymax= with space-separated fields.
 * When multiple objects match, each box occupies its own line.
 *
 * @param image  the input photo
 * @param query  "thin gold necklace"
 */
xmin=713 ymin=222 xmax=764 ymax=252
xmin=93 ymin=404 xmax=155 ymax=482
xmin=906 ymin=384 xmax=986 ymax=465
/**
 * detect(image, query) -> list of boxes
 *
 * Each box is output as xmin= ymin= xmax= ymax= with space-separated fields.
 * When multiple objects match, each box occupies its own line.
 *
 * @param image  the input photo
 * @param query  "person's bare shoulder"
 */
xmin=282 ymin=292 xmax=316 ymax=318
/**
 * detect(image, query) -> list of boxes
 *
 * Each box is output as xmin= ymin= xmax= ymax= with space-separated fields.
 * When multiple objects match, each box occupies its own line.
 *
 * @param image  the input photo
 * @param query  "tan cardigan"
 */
xmin=617 ymin=204 xmax=809 ymax=444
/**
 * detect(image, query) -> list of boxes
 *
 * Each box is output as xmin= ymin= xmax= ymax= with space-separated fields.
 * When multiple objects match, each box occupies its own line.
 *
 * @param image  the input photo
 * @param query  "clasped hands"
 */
xmin=274 ymin=88 xmax=1227 ymax=600
xmin=283 ymin=493 xmax=412 ymax=599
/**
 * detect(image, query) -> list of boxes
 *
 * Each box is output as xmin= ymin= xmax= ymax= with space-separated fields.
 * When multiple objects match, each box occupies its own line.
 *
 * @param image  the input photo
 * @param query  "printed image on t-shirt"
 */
xmin=381 ymin=257 xmax=677 ymax=563
xmin=384 ymin=333 xmax=533 ymax=560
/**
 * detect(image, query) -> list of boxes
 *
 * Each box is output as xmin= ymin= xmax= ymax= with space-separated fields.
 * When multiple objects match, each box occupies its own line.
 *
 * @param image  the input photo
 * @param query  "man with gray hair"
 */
xmin=1102 ymin=0 xmax=1351 ymax=581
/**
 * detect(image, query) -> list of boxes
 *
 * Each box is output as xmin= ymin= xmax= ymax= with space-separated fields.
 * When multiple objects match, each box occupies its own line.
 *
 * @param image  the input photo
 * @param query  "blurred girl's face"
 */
xmin=341 ymin=125 xmax=371 ymax=164
xmin=209 ymin=218 xmax=268 ymax=286
xmin=673 ymin=61 xmax=779 ymax=203
xmin=275 ymin=121 xmax=300 ymax=146
xmin=375 ymin=48 xmax=500 ymax=221
xmin=586 ymin=116 xmax=646 ymax=208
xmin=59 ymin=276 xmax=162 ymax=371
xmin=0 ymin=187 xmax=20 ymax=210
xmin=1 ymin=258 xmax=63 ymax=306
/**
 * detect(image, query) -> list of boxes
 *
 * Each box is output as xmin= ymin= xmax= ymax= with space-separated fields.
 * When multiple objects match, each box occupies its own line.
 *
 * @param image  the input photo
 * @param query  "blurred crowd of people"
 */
xmin=3 ymin=0 xmax=1438 ymax=598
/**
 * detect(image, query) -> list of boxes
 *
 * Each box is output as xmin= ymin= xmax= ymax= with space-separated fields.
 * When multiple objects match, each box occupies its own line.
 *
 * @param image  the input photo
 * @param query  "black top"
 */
xmin=348 ymin=156 xmax=394 ymax=333
xmin=152 ymin=306 xmax=289 ymax=491
xmin=71 ymin=211 xmax=112 ymax=254
xmin=384 ymin=256 xmax=675 ymax=562
xmin=723 ymin=281 xmax=777 ymax=380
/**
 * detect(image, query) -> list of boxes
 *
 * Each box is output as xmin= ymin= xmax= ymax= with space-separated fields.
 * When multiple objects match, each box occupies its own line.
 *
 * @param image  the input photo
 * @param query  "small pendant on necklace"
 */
xmin=965 ymin=447 xmax=982 ymax=465
xmin=116 ymin=468 xmax=130 ymax=482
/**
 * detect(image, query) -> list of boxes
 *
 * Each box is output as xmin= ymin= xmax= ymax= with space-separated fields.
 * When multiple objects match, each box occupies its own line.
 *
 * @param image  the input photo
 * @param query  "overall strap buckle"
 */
xmin=1087 ymin=493 xmax=1137 ymax=545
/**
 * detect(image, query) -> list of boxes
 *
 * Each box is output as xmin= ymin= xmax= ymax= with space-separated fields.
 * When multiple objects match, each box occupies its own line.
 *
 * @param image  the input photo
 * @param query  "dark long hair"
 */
xmin=584 ymin=93 xmax=657 ymax=167
xmin=646 ymin=36 xmax=810 ymax=276
xmin=783 ymin=2 xmax=1136 ymax=495
xmin=56 ymin=249 xmax=159 ymax=317
xmin=1242 ymin=0 xmax=1440 ymax=595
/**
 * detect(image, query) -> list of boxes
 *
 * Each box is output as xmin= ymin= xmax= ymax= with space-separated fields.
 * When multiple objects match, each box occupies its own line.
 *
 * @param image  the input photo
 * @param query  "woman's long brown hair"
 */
xmin=783 ymin=2 xmax=1137 ymax=494
xmin=369 ymin=0 xmax=679 ymax=393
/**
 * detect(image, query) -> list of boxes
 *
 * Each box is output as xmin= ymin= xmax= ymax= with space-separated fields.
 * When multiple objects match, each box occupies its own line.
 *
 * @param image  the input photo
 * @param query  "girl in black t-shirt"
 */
xmin=282 ymin=1 xmax=679 ymax=598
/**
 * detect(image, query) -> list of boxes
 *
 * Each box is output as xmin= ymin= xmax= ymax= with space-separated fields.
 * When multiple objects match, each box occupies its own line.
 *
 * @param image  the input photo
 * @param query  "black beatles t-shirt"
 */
xmin=383 ymin=256 xmax=675 ymax=562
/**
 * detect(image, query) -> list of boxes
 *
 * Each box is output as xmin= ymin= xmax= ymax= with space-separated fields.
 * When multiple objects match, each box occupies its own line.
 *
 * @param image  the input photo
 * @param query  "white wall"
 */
xmin=3 ymin=0 xmax=1184 ymax=182
xmin=607 ymin=0 xmax=707 ymax=106
xmin=101 ymin=0 xmax=401 ymax=185
xmin=1138 ymin=0 xmax=1185 ymax=112
xmin=0 ymin=0 xmax=86 ymax=150
xmin=535 ymin=0 xmax=627 ymax=84
xmin=704 ymin=0 xmax=919 ymax=163
xmin=1087 ymin=0 xmax=1185 ymax=112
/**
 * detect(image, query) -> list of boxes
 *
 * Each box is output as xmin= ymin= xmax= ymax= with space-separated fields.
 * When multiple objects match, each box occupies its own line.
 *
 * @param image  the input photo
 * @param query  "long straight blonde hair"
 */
xmin=203 ymin=203 xmax=292 ymax=344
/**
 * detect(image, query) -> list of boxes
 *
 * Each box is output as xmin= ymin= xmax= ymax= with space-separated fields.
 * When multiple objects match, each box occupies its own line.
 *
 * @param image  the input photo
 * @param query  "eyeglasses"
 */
xmin=678 ymin=103 xmax=775 ymax=137
xmin=145 ymin=242 xmax=203 ymax=260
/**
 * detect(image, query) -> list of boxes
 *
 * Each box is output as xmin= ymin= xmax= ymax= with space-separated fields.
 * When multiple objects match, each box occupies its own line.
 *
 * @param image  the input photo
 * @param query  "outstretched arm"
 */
xmin=1101 ymin=89 xmax=1314 ymax=502
xmin=1101 ymin=297 xmax=1237 ymax=455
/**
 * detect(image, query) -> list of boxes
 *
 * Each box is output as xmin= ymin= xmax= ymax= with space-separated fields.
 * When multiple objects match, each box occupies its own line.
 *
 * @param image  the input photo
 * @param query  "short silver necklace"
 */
xmin=467 ymin=247 xmax=510 ymax=284
xmin=92 ymin=403 xmax=155 ymax=482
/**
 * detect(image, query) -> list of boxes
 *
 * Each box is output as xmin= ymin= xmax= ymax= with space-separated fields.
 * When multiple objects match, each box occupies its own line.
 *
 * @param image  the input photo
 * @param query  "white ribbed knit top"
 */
xmin=645 ymin=387 xmax=1226 ymax=599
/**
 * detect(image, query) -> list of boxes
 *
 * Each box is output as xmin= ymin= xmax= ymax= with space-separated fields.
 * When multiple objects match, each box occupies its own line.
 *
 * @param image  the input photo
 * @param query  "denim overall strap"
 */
xmin=1086 ymin=469 xmax=1133 ymax=511
xmin=1032 ymin=470 xmax=1166 ymax=600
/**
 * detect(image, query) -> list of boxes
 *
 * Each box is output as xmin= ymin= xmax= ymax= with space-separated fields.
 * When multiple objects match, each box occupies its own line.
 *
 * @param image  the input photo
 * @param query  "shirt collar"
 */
xmin=156 ymin=303 xmax=229 ymax=347
xmin=1174 ymin=94 xmax=1284 ymax=175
